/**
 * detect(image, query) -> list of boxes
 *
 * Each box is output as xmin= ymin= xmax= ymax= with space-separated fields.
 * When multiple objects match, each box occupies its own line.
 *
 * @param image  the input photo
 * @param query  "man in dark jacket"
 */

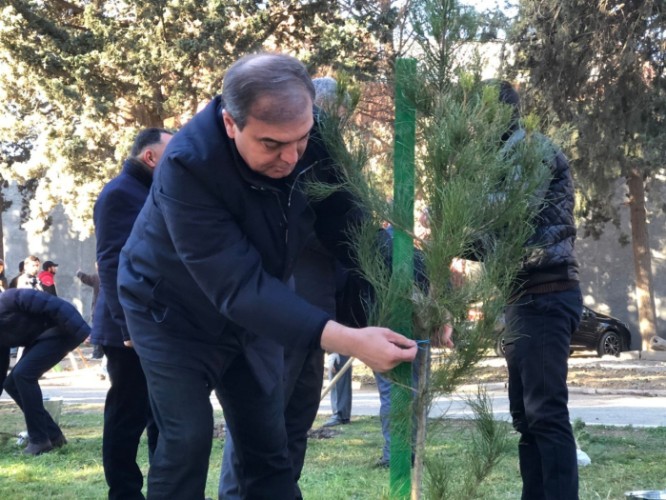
xmin=0 ymin=289 xmax=90 ymax=455
xmin=495 ymin=81 xmax=583 ymax=500
xmin=93 ymin=128 xmax=172 ymax=500
xmin=118 ymin=53 xmax=416 ymax=499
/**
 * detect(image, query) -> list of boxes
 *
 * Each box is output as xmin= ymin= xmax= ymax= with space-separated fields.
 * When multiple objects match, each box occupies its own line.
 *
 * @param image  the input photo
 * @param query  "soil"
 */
xmin=351 ymin=352 xmax=666 ymax=393
xmin=473 ymin=354 xmax=666 ymax=392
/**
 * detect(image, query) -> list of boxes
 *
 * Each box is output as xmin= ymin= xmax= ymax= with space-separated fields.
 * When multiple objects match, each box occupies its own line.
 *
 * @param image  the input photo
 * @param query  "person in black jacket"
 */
xmin=0 ymin=289 xmax=90 ymax=455
xmin=0 ymin=258 xmax=8 ymax=292
xmin=118 ymin=53 xmax=416 ymax=499
xmin=93 ymin=128 xmax=172 ymax=500
xmin=493 ymin=81 xmax=583 ymax=500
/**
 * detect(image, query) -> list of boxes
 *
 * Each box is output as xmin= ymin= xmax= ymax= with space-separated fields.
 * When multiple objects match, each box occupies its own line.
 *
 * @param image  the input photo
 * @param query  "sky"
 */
xmin=461 ymin=0 xmax=517 ymax=15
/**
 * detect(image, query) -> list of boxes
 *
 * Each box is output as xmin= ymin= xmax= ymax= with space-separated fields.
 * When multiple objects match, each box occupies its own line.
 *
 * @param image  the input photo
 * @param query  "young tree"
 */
xmin=317 ymin=1 xmax=555 ymax=496
xmin=510 ymin=0 xmax=666 ymax=349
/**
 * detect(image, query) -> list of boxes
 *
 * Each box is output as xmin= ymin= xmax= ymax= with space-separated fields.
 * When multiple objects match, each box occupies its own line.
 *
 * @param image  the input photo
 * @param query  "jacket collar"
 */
xmin=122 ymin=157 xmax=153 ymax=189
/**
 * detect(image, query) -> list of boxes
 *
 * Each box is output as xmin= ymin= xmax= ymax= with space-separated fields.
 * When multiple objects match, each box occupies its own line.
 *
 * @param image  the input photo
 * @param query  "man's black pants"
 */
xmin=4 ymin=331 xmax=78 ymax=444
xmin=102 ymin=345 xmax=157 ymax=500
xmin=141 ymin=351 xmax=292 ymax=500
xmin=504 ymin=287 xmax=582 ymax=500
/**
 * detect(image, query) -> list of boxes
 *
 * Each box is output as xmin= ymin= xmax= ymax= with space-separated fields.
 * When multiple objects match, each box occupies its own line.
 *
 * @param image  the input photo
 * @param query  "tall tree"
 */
xmin=0 ymin=0 xmax=384 ymax=236
xmin=510 ymin=0 xmax=666 ymax=349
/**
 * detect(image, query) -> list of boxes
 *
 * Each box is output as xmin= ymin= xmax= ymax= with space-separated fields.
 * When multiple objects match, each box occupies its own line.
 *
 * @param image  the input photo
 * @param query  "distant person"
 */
xmin=8 ymin=261 xmax=24 ymax=289
xmin=0 ymin=258 xmax=7 ymax=292
xmin=76 ymin=268 xmax=100 ymax=324
xmin=16 ymin=256 xmax=42 ymax=291
xmin=117 ymin=53 xmax=416 ymax=499
xmin=0 ymin=289 xmax=90 ymax=455
xmin=311 ymin=77 xmax=355 ymax=432
xmin=76 ymin=268 xmax=103 ymax=360
xmin=38 ymin=260 xmax=58 ymax=296
xmin=93 ymin=127 xmax=172 ymax=500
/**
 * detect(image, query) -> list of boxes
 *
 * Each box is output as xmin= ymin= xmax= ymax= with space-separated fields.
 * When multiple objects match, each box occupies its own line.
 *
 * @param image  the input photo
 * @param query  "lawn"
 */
xmin=1 ymin=401 xmax=665 ymax=499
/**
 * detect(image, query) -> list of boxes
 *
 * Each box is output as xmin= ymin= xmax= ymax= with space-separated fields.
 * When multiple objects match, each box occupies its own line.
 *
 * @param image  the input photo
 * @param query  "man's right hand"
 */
xmin=320 ymin=320 xmax=417 ymax=373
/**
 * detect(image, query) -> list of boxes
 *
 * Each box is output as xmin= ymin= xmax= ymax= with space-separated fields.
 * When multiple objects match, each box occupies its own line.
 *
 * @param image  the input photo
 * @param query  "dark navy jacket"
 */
xmin=118 ymin=97 xmax=363 ymax=391
xmin=0 ymin=289 xmax=91 ymax=390
xmin=92 ymin=159 xmax=153 ymax=347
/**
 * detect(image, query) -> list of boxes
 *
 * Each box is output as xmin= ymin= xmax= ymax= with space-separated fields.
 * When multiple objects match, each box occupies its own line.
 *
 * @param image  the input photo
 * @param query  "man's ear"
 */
xmin=222 ymin=110 xmax=237 ymax=139
xmin=141 ymin=148 xmax=157 ymax=168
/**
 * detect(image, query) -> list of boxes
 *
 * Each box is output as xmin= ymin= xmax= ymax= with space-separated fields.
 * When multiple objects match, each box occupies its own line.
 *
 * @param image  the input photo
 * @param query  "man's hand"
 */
xmin=437 ymin=323 xmax=454 ymax=349
xmin=123 ymin=340 xmax=133 ymax=348
xmin=320 ymin=320 xmax=417 ymax=373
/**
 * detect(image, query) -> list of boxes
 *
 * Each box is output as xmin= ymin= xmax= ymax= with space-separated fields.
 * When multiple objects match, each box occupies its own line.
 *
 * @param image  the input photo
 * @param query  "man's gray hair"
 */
xmin=312 ymin=77 xmax=338 ymax=108
xmin=222 ymin=53 xmax=315 ymax=129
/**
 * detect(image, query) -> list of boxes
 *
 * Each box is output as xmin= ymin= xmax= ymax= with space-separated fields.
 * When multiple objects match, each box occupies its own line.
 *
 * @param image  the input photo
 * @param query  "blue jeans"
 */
xmin=375 ymin=373 xmax=392 ymax=462
xmin=329 ymin=354 xmax=352 ymax=421
xmin=504 ymin=287 xmax=582 ymax=500
xmin=3 ymin=330 xmax=79 ymax=444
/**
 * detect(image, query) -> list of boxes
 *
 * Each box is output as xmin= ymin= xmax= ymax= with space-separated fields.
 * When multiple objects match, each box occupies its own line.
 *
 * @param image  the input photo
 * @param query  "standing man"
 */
xmin=117 ymin=53 xmax=416 ymax=500
xmin=496 ymin=81 xmax=583 ymax=500
xmin=38 ymin=260 xmax=58 ymax=296
xmin=93 ymin=128 xmax=172 ymax=500
xmin=17 ymin=256 xmax=43 ymax=291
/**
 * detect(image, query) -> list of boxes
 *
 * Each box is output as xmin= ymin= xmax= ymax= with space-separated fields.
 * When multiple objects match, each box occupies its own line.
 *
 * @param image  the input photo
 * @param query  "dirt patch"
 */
xmin=307 ymin=427 xmax=342 ymax=440
xmin=351 ymin=353 xmax=666 ymax=392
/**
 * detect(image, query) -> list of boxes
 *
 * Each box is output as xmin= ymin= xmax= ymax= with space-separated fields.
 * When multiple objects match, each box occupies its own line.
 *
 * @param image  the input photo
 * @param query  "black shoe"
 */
xmin=374 ymin=457 xmax=390 ymax=468
xmin=51 ymin=434 xmax=67 ymax=448
xmin=24 ymin=440 xmax=54 ymax=456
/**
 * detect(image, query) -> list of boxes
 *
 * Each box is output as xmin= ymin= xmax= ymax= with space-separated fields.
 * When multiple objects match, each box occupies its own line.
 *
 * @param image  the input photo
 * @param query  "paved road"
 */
xmin=3 ymin=364 xmax=666 ymax=428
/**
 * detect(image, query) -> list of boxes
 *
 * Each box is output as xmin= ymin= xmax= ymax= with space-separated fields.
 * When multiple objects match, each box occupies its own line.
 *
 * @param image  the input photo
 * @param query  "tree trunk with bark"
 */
xmin=626 ymin=167 xmax=658 ymax=351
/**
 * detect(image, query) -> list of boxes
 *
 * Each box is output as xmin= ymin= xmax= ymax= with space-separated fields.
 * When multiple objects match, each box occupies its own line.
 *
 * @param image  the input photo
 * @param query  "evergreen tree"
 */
xmin=0 ymin=0 xmax=386 ymax=235
xmin=509 ymin=0 xmax=666 ymax=349
xmin=317 ymin=1 xmax=556 ymax=496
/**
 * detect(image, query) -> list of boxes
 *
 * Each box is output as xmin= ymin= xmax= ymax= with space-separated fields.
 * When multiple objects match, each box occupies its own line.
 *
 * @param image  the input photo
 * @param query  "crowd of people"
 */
xmin=1 ymin=52 xmax=581 ymax=500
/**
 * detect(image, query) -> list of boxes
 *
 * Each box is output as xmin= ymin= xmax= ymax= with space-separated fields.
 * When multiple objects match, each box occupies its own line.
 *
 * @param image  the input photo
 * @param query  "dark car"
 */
xmin=495 ymin=306 xmax=632 ymax=357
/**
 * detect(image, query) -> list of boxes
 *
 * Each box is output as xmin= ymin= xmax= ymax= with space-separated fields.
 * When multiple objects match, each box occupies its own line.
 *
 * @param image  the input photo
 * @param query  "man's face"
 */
xmin=222 ymin=101 xmax=313 ymax=179
xmin=25 ymin=260 xmax=39 ymax=276
xmin=49 ymin=265 xmax=57 ymax=275
xmin=142 ymin=133 xmax=173 ymax=169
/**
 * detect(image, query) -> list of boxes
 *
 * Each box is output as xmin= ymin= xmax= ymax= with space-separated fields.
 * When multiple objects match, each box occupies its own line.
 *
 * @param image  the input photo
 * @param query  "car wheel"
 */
xmin=495 ymin=332 xmax=507 ymax=357
xmin=597 ymin=330 xmax=624 ymax=357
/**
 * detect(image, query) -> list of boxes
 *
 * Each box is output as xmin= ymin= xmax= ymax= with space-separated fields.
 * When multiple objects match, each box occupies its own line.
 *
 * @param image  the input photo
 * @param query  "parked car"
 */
xmin=495 ymin=306 xmax=632 ymax=357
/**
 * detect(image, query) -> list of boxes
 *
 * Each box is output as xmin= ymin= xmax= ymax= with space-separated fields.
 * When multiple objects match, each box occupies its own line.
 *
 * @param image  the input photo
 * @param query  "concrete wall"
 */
xmin=577 ymin=173 xmax=666 ymax=349
xmin=2 ymin=182 xmax=97 ymax=323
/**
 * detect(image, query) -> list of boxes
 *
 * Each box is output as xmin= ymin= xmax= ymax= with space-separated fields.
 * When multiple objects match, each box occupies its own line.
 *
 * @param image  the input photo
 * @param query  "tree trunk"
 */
xmin=0 ymin=188 xmax=5 ymax=260
xmin=626 ymin=168 xmax=658 ymax=351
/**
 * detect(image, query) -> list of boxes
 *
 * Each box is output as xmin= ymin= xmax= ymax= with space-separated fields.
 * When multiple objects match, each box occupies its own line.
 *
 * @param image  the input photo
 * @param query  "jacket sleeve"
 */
xmin=77 ymin=271 xmax=99 ymax=289
xmin=95 ymin=187 xmax=140 ymax=341
xmin=154 ymin=156 xmax=330 ymax=349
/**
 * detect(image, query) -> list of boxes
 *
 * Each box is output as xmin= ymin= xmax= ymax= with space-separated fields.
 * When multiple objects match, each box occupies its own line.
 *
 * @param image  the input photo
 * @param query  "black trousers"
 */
xmin=102 ymin=345 xmax=158 ymax=500
xmin=283 ymin=346 xmax=325 ymax=496
xmin=141 ymin=351 xmax=292 ymax=500
xmin=4 ymin=331 xmax=79 ymax=444
xmin=504 ymin=287 xmax=582 ymax=500
xmin=219 ymin=347 xmax=324 ymax=500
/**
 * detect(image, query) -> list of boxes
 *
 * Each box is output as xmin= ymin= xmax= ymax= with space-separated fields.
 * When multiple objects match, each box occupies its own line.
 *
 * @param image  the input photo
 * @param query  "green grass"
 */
xmin=1 ymin=401 xmax=665 ymax=499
